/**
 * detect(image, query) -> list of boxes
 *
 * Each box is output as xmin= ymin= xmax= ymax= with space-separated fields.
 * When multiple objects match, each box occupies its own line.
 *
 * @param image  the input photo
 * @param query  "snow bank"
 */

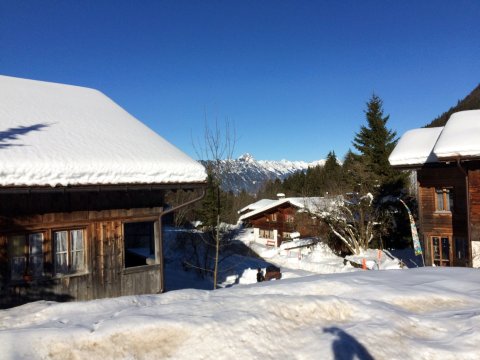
xmin=1 ymin=268 xmax=480 ymax=359
xmin=0 ymin=75 xmax=206 ymax=187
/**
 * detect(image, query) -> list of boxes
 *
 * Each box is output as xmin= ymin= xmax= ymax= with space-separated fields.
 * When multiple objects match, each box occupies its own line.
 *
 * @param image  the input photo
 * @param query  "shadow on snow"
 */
xmin=0 ymin=123 xmax=51 ymax=148
xmin=324 ymin=327 xmax=374 ymax=360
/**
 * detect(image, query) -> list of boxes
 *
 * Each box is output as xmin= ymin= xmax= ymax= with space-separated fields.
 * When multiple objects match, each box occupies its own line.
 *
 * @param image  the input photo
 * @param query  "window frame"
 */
xmin=123 ymin=220 xmax=160 ymax=269
xmin=430 ymin=235 xmax=452 ymax=267
xmin=259 ymin=229 xmax=274 ymax=239
xmin=435 ymin=187 xmax=454 ymax=212
xmin=53 ymin=228 xmax=87 ymax=277
xmin=8 ymin=232 xmax=45 ymax=281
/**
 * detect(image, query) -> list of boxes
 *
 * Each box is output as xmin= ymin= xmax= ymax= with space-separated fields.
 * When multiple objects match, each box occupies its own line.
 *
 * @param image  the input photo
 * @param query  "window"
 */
xmin=259 ymin=229 xmax=274 ymax=239
xmin=435 ymin=188 xmax=454 ymax=212
xmin=54 ymin=229 xmax=86 ymax=275
xmin=455 ymin=237 xmax=468 ymax=260
xmin=285 ymin=214 xmax=295 ymax=223
xmin=431 ymin=236 xmax=451 ymax=266
xmin=124 ymin=221 xmax=156 ymax=268
xmin=8 ymin=233 xmax=44 ymax=281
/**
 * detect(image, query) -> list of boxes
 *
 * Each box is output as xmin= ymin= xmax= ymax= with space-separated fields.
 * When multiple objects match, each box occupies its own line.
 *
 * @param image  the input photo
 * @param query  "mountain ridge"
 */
xmin=203 ymin=153 xmax=325 ymax=194
xmin=425 ymin=83 xmax=480 ymax=128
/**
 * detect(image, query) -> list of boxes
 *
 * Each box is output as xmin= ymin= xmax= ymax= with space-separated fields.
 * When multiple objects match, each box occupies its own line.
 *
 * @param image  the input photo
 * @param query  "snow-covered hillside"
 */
xmin=203 ymin=153 xmax=325 ymax=194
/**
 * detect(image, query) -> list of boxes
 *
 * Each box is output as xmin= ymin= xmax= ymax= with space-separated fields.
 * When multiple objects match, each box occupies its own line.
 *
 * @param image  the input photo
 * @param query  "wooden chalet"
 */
xmin=239 ymin=196 xmax=331 ymax=247
xmin=389 ymin=110 xmax=480 ymax=268
xmin=0 ymin=75 xmax=206 ymax=307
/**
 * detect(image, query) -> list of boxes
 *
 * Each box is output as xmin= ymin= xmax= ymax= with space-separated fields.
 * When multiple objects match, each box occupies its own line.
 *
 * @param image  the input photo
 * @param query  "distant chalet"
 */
xmin=239 ymin=195 xmax=335 ymax=248
xmin=389 ymin=110 xmax=480 ymax=268
xmin=0 ymin=75 xmax=206 ymax=307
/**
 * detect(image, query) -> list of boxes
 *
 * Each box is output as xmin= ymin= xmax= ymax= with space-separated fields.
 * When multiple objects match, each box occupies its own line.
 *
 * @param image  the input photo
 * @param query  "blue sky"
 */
xmin=1 ymin=1 xmax=479 ymax=162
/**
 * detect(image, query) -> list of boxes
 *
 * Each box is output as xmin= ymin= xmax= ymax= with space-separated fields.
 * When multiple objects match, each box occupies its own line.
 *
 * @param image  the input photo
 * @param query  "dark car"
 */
xmin=264 ymin=265 xmax=282 ymax=281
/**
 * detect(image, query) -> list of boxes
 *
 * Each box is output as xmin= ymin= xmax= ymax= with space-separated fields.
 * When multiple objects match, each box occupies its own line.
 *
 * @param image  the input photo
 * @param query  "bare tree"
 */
xmin=192 ymin=115 xmax=237 ymax=289
xmin=164 ymin=190 xmax=200 ymax=227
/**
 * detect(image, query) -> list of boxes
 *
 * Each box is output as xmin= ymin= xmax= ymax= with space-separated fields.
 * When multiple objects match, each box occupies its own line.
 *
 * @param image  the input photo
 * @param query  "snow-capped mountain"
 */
xmin=203 ymin=153 xmax=325 ymax=194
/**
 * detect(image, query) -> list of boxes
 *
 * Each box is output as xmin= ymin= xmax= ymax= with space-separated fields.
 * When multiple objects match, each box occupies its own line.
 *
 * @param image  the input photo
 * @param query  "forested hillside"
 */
xmin=425 ymin=83 xmax=480 ymax=127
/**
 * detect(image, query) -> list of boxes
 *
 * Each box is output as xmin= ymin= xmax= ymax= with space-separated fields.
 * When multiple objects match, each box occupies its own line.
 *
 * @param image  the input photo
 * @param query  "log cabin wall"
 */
xmin=417 ymin=165 xmax=468 ymax=266
xmin=466 ymin=163 xmax=480 ymax=267
xmin=0 ymin=189 xmax=166 ymax=308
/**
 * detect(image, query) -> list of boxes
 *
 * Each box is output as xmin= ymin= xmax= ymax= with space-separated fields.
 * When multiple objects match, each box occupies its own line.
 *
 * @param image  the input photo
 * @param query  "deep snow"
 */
xmin=1 ymin=268 xmax=479 ymax=359
xmin=1 ymin=228 xmax=479 ymax=359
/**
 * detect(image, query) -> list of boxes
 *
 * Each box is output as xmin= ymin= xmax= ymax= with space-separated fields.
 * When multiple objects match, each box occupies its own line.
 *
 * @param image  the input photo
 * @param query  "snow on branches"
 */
xmin=313 ymin=193 xmax=378 ymax=255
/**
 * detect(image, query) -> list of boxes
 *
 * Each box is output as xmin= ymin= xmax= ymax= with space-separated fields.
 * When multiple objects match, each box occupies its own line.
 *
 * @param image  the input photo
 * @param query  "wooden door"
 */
xmin=431 ymin=236 xmax=453 ymax=266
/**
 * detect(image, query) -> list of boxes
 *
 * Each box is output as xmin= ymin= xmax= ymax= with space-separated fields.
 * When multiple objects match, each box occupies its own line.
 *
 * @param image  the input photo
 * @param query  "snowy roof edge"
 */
xmin=0 ymin=75 xmax=207 ymax=187
xmin=390 ymin=110 xmax=480 ymax=168
xmin=239 ymin=197 xmax=325 ymax=221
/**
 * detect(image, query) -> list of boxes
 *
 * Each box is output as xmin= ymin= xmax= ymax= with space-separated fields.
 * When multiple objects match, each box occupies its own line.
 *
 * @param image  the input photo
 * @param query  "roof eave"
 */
xmin=0 ymin=181 xmax=208 ymax=194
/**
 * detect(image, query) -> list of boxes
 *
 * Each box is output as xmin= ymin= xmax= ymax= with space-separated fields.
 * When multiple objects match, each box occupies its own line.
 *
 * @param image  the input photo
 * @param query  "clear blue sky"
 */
xmin=1 ymin=1 xmax=479 ymax=162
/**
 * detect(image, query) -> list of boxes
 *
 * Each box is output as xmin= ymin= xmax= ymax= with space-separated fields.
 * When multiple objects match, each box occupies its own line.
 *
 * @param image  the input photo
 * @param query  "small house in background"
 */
xmin=389 ymin=110 xmax=480 ymax=268
xmin=0 ymin=75 xmax=206 ymax=307
xmin=239 ymin=196 xmax=334 ymax=247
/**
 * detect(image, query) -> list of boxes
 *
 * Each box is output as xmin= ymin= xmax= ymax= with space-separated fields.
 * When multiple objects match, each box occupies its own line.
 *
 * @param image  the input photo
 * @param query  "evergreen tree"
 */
xmin=350 ymin=95 xmax=410 ymax=250
xmin=323 ymin=151 xmax=339 ymax=173
xmin=198 ymin=171 xmax=221 ymax=228
xmin=352 ymin=94 xmax=401 ymax=192
xmin=342 ymin=149 xmax=369 ymax=193
xmin=322 ymin=151 xmax=343 ymax=194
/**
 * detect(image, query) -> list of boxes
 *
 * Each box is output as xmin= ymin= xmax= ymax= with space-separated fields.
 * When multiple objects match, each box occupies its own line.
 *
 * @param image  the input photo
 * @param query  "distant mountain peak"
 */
xmin=204 ymin=154 xmax=325 ymax=194
xmin=238 ymin=153 xmax=254 ymax=162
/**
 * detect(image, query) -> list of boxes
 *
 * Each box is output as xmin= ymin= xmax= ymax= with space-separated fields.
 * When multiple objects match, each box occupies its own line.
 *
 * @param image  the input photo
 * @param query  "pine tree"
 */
xmin=350 ymin=95 xmax=410 ymax=250
xmin=342 ymin=149 xmax=370 ymax=193
xmin=323 ymin=151 xmax=339 ymax=173
xmin=322 ymin=151 xmax=343 ymax=194
xmin=352 ymin=94 xmax=400 ymax=191
xmin=198 ymin=171 xmax=221 ymax=228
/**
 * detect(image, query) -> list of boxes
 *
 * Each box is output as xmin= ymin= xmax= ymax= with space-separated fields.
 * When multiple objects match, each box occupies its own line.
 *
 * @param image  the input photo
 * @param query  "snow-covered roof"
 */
xmin=433 ymin=110 xmax=480 ymax=159
xmin=389 ymin=110 xmax=480 ymax=167
xmin=0 ymin=75 xmax=207 ymax=187
xmin=239 ymin=197 xmax=332 ymax=221
xmin=388 ymin=127 xmax=443 ymax=166
xmin=238 ymin=199 xmax=277 ymax=214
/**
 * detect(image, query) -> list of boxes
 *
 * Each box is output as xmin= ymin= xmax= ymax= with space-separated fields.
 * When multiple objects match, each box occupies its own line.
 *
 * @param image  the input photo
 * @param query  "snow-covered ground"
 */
xmin=1 ymin=228 xmax=479 ymax=359
xmin=1 ymin=268 xmax=480 ymax=359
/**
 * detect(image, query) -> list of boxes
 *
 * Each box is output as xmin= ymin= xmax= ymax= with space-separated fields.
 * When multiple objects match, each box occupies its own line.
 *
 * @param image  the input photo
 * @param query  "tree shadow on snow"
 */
xmin=0 ymin=123 xmax=51 ymax=148
xmin=324 ymin=327 xmax=374 ymax=360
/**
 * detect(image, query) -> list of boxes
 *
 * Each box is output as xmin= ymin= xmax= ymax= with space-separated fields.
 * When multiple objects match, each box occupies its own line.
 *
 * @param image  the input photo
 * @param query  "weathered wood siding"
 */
xmin=467 ymin=167 xmax=480 ymax=252
xmin=0 ymin=207 xmax=164 ymax=308
xmin=417 ymin=165 xmax=468 ymax=266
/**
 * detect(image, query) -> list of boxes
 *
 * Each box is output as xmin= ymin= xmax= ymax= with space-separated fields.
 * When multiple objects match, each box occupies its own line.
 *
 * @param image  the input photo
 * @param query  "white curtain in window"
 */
xmin=54 ymin=231 xmax=68 ymax=274
xmin=70 ymin=230 xmax=84 ymax=271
